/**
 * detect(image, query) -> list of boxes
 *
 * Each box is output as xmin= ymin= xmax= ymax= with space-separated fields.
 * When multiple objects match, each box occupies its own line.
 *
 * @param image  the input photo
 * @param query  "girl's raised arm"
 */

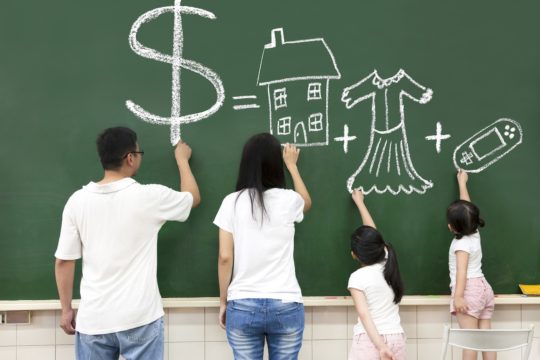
xmin=457 ymin=169 xmax=471 ymax=202
xmin=352 ymin=189 xmax=376 ymax=228
xmin=283 ymin=144 xmax=312 ymax=213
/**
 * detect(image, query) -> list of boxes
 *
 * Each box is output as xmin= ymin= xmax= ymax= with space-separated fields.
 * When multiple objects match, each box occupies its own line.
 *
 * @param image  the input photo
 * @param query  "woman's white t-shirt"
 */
xmin=348 ymin=263 xmax=403 ymax=335
xmin=214 ymin=188 xmax=304 ymax=303
xmin=448 ymin=231 xmax=484 ymax=288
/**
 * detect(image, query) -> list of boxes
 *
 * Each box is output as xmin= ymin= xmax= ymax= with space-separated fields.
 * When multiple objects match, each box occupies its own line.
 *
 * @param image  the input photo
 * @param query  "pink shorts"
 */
xmin=348 ymin=333 xmax=406 ymax=360
xmin=451 ymin=277 xmax=495 ymax=319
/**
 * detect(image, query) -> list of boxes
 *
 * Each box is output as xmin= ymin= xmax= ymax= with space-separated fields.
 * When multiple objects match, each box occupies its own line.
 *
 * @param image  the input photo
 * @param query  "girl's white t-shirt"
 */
xmin=348 ymin=263 xmax=404 ymax=335
xmin=448 ymin=231 xmax=484 ymax=288
xmin=214 ymin=188 xmax=304 ymax=303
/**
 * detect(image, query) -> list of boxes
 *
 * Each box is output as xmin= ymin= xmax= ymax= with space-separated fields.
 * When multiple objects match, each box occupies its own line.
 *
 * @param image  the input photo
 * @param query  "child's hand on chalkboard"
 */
xmin=175 ymin=141 xmax=192 ymax=163
xmin=351 ymin=189 xmax=365 ymax=205
xmin=456 ymin=169 xmax=468 ymax=186
xmin=283 ymin=143 xmax=300 ymax=169
xmin=456 ymin=169 xmax=471 ymax=201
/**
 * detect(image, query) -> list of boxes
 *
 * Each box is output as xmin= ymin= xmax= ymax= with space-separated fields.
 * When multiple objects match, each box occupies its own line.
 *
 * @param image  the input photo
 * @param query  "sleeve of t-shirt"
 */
xmin=288 ymin=190 xmax=305 ymax=223
xmin=213 ymin=195 xmax=234 ymax=233
xmin=54 ymin=197 xmax=82 ymax=260
xmin=347 ymin=270 xmax=367 ymax=292
xmin=151 ymin=185 xmax=193 ymax=222
xmin=453 ymin=237 xmax=473 ymax=254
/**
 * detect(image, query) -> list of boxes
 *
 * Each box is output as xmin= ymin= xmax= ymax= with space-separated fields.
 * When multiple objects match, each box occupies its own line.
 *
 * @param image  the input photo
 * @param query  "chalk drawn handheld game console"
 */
xmin=453 ymin=118 xmax=522 ymax=173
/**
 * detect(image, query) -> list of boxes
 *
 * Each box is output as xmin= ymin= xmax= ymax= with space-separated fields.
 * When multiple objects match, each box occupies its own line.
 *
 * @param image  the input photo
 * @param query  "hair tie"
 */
xmin=384 ymin=246 xmax=389 ymax=259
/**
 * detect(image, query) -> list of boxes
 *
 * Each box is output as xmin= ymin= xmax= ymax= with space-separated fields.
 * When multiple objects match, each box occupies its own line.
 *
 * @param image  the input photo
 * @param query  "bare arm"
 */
xmin=218 ymin=229 xmax=234 ymax=329
xmin=457 ymin=169 xmax=470 ymax=202
xmin=55 ymin=259 xmax=76 ymax=335
xmin=453 ymin=251 xmax=470 ymax=313
xmin=350 ymin=289 xmax=395 ymax=360
xmin=175 ymin=141 xmax=201 ymax=207
xmin=283 ymin=144 xmax=312 ymax=213
xmin=352 ymin=189 xmax=376 ymax=228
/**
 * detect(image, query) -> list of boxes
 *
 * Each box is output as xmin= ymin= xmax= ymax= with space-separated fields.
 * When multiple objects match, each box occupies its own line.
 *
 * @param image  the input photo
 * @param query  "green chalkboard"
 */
xmin=1 ymin=0 xmax=539 ymax=300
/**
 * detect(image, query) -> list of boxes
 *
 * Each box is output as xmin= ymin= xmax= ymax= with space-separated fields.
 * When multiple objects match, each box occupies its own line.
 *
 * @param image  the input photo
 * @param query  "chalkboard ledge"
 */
xmin=0 ymin=295 xmax=539 ymax=311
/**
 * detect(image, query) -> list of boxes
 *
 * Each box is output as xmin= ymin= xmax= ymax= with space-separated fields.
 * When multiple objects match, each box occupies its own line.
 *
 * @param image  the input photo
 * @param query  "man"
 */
xmin=55 ymin=127 xmax=200 ymax=359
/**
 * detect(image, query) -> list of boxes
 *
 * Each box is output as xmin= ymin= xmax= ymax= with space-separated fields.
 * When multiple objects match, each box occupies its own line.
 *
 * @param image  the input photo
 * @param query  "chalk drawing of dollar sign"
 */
xmin=126 ymin=0 xmax=225 ymax=145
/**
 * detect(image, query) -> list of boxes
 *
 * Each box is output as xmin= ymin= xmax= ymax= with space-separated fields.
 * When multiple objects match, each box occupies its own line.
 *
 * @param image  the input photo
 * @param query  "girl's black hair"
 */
xmin=351 ymin=226 xmax=404 ymax=304
xmin=235 ymin=133 xmax=286 ymax=219
xmin=446 ymin=200 xmax=485 ymax=239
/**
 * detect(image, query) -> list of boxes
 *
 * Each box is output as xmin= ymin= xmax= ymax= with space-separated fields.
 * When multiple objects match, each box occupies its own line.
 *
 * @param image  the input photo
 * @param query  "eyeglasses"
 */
xmin=122 ymin=151 xmax=145 ymax=159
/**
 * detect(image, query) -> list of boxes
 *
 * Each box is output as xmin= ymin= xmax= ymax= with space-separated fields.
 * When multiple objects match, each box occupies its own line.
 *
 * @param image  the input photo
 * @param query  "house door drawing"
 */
xmin=294 ymin=122 xmax=308 ymax=144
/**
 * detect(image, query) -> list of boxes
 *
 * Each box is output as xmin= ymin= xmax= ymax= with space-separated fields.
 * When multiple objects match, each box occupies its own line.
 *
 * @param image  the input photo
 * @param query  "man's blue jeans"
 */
xmin=75 ymin=317 xmax=164 ymax=360
xmin=226 ymin=298 xmax=304 ymax=360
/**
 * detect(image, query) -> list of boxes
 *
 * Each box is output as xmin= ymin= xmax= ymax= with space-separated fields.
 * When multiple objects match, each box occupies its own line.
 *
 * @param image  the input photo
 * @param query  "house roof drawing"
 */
xmin=257 ymin=28 xmax=341 ymax=86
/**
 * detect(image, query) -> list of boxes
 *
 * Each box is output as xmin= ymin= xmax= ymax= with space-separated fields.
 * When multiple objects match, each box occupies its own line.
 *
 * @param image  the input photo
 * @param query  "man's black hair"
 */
xmin=96 ymin=127 xmax=138 ymax=170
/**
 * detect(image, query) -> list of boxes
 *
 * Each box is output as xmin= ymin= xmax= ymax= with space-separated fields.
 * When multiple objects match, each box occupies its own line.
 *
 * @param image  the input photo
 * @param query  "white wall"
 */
xmin=0 ymin=305 xmax=538 ymax=360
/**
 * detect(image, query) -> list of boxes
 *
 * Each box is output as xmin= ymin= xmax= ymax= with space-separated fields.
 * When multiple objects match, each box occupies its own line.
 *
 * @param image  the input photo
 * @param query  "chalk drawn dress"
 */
xmin=341 ymin=69 xmax=433 ymax=195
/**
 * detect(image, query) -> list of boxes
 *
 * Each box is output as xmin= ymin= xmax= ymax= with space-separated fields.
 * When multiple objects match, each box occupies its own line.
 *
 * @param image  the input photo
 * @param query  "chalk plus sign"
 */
xmin=334 ymin=125 xmax=357 ymax=153
xmin=425 ymin=122 xmax=451 ymax=153
xmin=460 ymin=151 xmax=474 ymax=165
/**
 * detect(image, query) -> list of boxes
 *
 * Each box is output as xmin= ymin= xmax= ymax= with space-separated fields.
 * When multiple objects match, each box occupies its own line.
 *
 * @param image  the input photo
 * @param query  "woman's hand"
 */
xmin=283 ymin=143 xmax=300 ymax=169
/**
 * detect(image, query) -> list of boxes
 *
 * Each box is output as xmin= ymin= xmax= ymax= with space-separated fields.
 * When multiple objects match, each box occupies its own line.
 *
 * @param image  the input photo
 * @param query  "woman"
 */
xmin=214 ymin=133 xmax=311 ymax=360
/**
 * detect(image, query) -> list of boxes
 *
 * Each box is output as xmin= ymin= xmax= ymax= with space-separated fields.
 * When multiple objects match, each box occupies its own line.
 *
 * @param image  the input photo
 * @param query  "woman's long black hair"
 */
xmin=351 ymin=226 xmax=404 ymax=304
xmin=235 ymin=133 xmax=286 ymax=219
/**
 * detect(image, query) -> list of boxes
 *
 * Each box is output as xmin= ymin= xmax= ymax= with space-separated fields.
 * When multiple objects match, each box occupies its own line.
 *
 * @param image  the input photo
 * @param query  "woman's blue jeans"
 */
xmin=226 ymin=298 xmax=304 ymax=360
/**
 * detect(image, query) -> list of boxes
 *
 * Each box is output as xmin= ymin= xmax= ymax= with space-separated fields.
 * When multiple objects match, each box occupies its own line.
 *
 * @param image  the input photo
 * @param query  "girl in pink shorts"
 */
xmin=447 ymin=170 xmax=496 ymax=360
xmin=348 ymin=190 xmax=406 ymax=360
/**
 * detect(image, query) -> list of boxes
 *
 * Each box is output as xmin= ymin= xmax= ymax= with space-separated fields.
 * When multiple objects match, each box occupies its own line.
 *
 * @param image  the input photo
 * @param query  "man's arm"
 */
xmin=175 ymin=141 xmax=201 ymax=207
xmin=55 ymin=259 xmax=76 ymax=335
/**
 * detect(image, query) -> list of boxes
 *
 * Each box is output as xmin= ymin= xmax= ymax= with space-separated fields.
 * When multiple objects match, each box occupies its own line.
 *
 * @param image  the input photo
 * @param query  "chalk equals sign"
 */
xmin=233 ymin=95 xmax=260 ymax=110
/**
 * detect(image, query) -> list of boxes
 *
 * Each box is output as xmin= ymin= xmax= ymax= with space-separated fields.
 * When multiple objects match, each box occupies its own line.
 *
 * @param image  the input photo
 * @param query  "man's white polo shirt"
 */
xmin=55 ymin=178 xmax=193 ymax=335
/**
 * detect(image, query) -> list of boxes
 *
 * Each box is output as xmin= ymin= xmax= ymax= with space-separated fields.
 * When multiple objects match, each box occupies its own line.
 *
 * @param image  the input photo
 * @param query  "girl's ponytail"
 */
xmin=383 ymin=242 xmax=404 ymax=304
xmin=351 ymin=226 xmax=404 ymax=304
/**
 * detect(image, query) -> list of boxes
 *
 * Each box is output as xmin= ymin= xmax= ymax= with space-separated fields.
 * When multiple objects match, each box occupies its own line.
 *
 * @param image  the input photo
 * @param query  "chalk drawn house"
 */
xmin=257 ymin=28 xmax=341 ymax=146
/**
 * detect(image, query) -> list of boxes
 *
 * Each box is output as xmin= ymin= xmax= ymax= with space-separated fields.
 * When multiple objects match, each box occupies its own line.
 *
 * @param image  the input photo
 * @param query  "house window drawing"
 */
xmin=277 ymin=116 xmax=292 ymax=135
xmin=274 ymin=88 xmax=287 ymax=110
xmin=309 ymin=113 xmax=323 ymax=132
xmin=308 ymin=83 xmax=322 ymax=100
xmin=257 ymin=28 xmax=341 ymax=147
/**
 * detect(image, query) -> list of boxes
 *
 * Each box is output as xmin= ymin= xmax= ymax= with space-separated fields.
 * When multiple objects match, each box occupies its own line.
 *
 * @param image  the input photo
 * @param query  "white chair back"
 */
xmin=441 ymin=324 xmax=534 ymax=360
